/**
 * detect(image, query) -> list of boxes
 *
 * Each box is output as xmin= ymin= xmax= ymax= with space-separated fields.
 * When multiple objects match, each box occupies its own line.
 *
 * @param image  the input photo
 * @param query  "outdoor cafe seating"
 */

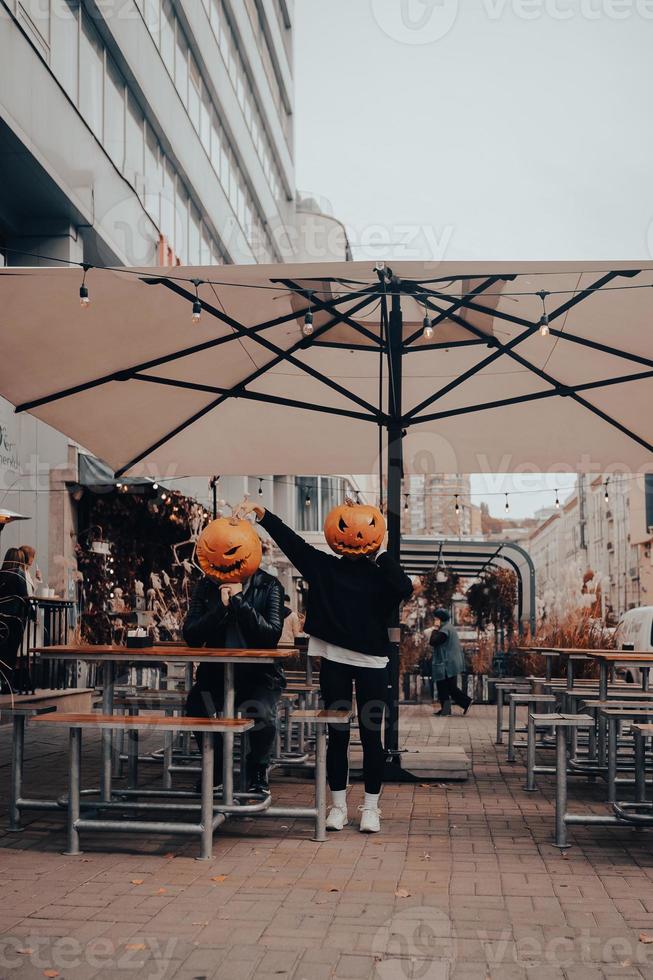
xmin=501 ymin=647 xmax=653 ymax=848
xmin=0 ymin=637 xmax=340 ymax=860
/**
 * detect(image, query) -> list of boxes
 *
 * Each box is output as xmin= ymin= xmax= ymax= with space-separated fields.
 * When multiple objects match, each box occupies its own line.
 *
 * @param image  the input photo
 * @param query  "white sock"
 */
xmin=363 ymin=792 xmax=380 ymax=810
xmin=331 ymin=790 xmax=347 ymax=810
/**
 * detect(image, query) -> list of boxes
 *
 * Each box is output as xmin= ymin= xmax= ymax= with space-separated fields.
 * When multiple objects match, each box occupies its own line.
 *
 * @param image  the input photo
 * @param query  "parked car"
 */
xmin=614 ymin=606 xmax=653 ymax=684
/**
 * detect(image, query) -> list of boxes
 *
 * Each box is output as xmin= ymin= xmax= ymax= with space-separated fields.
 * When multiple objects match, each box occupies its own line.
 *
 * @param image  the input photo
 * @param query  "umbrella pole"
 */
xmin=384 ymin=286 xmax=404 ymax=767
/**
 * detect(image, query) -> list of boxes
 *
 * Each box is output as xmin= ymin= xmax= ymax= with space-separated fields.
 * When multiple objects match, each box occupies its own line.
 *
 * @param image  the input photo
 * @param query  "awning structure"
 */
xmin=0 ymin=260 xmax=652 ymax=479
xmin=1 ymin=258 xmax=651 ymax=771
xmin=401 ymin=537 xmax=536 ymax=635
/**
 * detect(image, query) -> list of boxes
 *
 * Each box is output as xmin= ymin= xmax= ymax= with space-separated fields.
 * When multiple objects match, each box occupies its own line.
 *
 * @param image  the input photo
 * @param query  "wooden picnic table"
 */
xmin=32 ymin=644 xmax=294 ymax=805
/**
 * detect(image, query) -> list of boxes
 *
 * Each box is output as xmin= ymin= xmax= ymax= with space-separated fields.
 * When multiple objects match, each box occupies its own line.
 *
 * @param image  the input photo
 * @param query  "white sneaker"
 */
xmin=325 ymin=805 xmax=349 ymax=831
xmin=358 ymin=806 xmax=381 ymax=833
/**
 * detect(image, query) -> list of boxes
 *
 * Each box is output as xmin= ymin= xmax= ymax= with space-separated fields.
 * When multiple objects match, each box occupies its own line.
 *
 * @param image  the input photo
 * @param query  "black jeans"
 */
xmin=319 ymin=657 xmax=387 ymax=795
xmin=436 ymin=674 xmax=470 ymax=712
xmin=186 ymin=663 xmax=283 ymax=781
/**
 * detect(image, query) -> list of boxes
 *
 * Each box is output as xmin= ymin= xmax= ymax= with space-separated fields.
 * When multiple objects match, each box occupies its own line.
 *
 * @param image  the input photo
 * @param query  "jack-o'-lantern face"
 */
xmin=323 ymin=502 xmax=386 ymax=558
xmin=196 ymin=517 xmax=262 ymax=583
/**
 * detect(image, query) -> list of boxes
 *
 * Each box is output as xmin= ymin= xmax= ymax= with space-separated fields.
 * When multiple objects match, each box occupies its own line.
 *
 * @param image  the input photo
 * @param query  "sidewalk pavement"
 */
xmin=2 ymin=704 xmax=653 ymax=979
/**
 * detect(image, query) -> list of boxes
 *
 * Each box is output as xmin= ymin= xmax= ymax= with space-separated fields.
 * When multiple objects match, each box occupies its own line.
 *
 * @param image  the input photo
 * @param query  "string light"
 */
xmin=302 ymin=293 xmax=314 ymax=337
xmin=555 ymin=489 xmax=560 ymax=509
xmin=191 ymin=278 xmax=203 ymax=324
xmin=537 ymin=290 xmax=549 ymax=337
xmin=504 ymin=492 xmax=510 ymax=513
xmin=304 ymin=487 xmax=311 ymax=507
xmin=454 ymin=494 xmax=460 ymax=514
xmin=79 ymin=264 xmax=90 ymax=308
xmin=604 ymin=478 xmax=610 ymax=503
xmin=258 ymin=478 xmax=263 ymax=497
xmin=404 ymin=493 xmax=409 ymax=512
xmin=422 ymin=301 xmax=434 ymax=340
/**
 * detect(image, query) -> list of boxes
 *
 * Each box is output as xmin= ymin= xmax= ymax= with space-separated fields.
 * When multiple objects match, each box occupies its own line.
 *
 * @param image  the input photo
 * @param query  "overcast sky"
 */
xmin=294 ymin=0 xmax=652 ymax=516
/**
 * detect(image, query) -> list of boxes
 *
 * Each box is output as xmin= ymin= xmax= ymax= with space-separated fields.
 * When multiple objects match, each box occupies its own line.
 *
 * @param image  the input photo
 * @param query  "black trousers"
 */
xmin=186 ymin=663 xmax=282 ymax=781
xmin=319 ymin=657 xmax=387 ymax=795
xmin=436 ymin=674 xmax=470 ymax=710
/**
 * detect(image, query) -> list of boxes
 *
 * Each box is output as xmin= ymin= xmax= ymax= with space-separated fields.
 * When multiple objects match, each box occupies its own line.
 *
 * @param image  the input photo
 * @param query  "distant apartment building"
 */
xmin=401 ymin=474 xmax=476 ymax=537
xmin=525 ymin=476 xmax=653 ymax=623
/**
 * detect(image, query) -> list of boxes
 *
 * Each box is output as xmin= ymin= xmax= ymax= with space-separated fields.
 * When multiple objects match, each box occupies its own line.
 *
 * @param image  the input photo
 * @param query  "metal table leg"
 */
xmin=64 ymin=727 xmax=82 ymax=856
xmin=222 ymin=663 xmax=235 ymax=806
xmin=507 ymin=696 xmax=517 ymax=763
xmin=635 ymin=731 xmax=647 ymax=804
xmin=554 ymin=725 xmax=570 ymax=849
xmin=314 ymin=723 xmax=327 ymax=842
xmin=127 ymin=706 xmax=139 ymax=789
xmin=101 ymin=661 xmax=115 ymax=802
xmin=607 ymin=715 xmax=618 ymax=804
xmin=9 ymin=715 xmax=25 ymax=831
xmin=495 ymin=687 xmax=504 ymax=745
xmin=525 ymin=712 xmax=537 ymax=792
xmin=598 ymin=662 xmax=608 ymax=764
xmin=199 ymin=733 xmax=215 ymax=861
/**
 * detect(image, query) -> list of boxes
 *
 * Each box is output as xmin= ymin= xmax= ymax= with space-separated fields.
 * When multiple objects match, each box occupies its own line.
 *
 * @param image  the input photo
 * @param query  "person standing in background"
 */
xmin=280 ymin=593 xmax=303 ymax=646
xmin=19 ymin=545 xmax=41 ymax=596
xmin=430 ymin=607 xmax=472 ymax=717
xmin=0 ymin=548 xmax=29 ymax=693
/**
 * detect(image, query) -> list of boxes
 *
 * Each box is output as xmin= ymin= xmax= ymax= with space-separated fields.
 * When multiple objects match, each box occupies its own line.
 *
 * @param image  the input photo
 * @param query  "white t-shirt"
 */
xmin=308 ymin=635 xmax=388 ymax=669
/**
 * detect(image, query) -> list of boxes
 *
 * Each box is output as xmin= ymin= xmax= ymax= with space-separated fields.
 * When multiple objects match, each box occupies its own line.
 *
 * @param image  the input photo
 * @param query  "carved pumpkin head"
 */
xmin=196 ymin=517 xmax=262 ymax=583
xmin=323 ymin=502 xmax=386 ymax=558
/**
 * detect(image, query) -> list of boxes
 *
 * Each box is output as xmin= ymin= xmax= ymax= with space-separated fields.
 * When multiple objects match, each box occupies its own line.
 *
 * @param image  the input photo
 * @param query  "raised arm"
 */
xmin=376 ymin=552 xmax=414 ymax=604
xmin=241 ymin=504 xmax=326 ymax=581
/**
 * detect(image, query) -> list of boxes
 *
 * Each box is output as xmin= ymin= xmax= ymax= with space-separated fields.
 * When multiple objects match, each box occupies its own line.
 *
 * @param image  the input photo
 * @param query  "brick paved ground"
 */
xmin=1 ymin=704 xmax=653 ymax=979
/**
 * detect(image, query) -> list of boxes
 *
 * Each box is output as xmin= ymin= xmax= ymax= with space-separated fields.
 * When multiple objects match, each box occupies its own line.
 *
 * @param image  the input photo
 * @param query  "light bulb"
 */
xmin=539 ymin=314 xmax=549 ymax=337
xmin=152 ymin=483 xmax=158 ymax=491
xmin=192 ymin=298 xmax=202 ymax=323
xmin=302 ymin=310 xmax=314 ymax=337
xmin=79 ymin=284 xmax=90 ymax=308
xmin=305 ymin=492 xmax=311 ymax=508
xmin=423 ymin=314 xmax=434 ymax=340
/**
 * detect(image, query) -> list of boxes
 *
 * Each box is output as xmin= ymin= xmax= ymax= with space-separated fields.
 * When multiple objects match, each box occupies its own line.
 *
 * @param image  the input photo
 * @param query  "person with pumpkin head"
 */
xmin=184 ymin=514 xmax=285 ymax=795
xmin=241 ymin=498 xmax=413 ymax=834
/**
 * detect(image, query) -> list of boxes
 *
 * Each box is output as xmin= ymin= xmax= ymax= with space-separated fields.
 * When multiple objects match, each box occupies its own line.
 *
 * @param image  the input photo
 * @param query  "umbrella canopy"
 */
xmin=0 ymin=259 xmax=652 ymax=478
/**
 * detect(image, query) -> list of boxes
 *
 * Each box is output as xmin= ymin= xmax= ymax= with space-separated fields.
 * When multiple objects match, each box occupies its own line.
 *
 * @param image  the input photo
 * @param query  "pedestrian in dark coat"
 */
xmin=430 ymin=607 xmax=471 ymax=716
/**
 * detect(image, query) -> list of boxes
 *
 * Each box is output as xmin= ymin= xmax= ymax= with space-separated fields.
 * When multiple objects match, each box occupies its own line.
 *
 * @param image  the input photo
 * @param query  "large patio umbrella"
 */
xmin=1 ymin=259 xmax=652 ymax=771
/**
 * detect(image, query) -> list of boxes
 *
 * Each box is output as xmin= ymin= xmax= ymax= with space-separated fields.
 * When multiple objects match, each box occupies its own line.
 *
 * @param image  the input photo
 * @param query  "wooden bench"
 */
xmin=32 ymin=712 xmax=254 ymax=860
xmin=257 ymin=708 xmax=352 ymax=841
xmin=528 ymin=713 xmax=595 ymax=847
xmin=494 ymin=680 xmax=530 ymax=745
xmin=0 ymin=688 xmax=94 ymax=724
xmin=506 ymin=693 xmax=557 ymax=763
xmin=2 ymin=704 xmax=59 ymax=832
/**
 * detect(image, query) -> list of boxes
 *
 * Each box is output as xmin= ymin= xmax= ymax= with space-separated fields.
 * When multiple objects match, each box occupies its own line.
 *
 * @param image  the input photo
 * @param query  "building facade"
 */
xmin=401 ymin=474 xmax=475 ymax=538
xmin=525 ymin=476 xmax=653 ymax=624
xmin=0 ymin=0 xmax=352 ymax=591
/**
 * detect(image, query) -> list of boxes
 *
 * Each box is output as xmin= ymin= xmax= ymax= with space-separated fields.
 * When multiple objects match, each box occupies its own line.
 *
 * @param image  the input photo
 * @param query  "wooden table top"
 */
xmin=32 ymin=645 xmax=294 ymax=664
xmin=31 ymin=712 xmax=255 ymax=733
xmin=582 ymin=651 xmax=653 ymax=663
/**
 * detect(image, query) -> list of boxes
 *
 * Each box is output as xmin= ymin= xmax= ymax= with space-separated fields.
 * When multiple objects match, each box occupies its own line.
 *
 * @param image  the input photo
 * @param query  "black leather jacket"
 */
xmin=183 ymin=569 xmax=284 ymax=650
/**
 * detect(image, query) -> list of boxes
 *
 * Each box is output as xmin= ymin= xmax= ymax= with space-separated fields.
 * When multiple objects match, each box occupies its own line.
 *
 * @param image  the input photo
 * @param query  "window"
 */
xmin=188 ymin=204 xmax=201 ymax=265
xmin=200 ymin=229 xmax=211 ymax=266
xmin=79 ymin=12 xmax=103 ymax=138
xmin=188 ymin=55 xmax=201 ymax=130
xmin=161 ymin=158 xmax=175 ymax=250
xmin=144 ymin=123 xmax=162 ymax=224
xmin=175 ymin=182 xmax=189 ymax=262
xmin=160 ymin=0 xmax=175 ymax=75
xmin=297 ymin=478 xmax=319 ymax=533
xmin=210 ymin=109 xmax=221 ymax=178
xmin=143 ymin=0 xmax=160 ymax=46
xmin=174 ymin=28 xmax=188 ymax=105
xmin=125 ymin=92 xmax=145 ymax=185
xmin=200 ymin=92 xmax=211 ymax=153
xmin=50 ymin=0 xmax=79 ymax=101
xmin=104 ymin=55 xmax=125 ymax=169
